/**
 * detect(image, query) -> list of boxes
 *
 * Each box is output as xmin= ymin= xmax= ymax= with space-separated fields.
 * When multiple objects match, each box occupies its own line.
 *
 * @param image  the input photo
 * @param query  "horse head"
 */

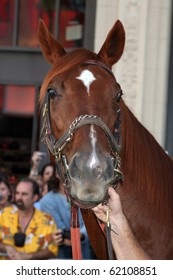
xmin=38 ymin=19 xmax=125 ymax=209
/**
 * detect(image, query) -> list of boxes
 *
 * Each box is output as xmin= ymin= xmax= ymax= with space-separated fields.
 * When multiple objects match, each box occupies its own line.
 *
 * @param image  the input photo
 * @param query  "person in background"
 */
xmin=29 ymin=151 xmax=44 ymax=179
xmin=29 ymin=151 xmax=55 ymax=208
xmin=0 ymin=175 xmax=13 ymax=210
xmin=29 ymin=151 xmax=55 ymax=194
xmin=40 ymin=163 xmax=55 ymax=185
xmin=34 ymin=175 xmax=56 ymax=210
xmin=0 ymin=177 xmax=58 ymax=260
xmin=92 ymin=187 xmax=151 ymax=260
xmin=40 ymin=177 xmax=91 ymax=259
xmin=29 ymin=151 xmax=45 ymax=193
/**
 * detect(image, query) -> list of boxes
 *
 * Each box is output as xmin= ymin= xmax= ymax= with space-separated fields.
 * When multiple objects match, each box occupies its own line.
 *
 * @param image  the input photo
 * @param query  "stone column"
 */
xmin=95 ymin=0 xmax=172 ymax=146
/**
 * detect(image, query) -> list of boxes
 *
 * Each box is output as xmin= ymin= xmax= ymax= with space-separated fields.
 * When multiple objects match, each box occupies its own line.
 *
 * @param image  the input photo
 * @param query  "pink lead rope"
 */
xmin=70 ymin=203 xmax=82 ymax=260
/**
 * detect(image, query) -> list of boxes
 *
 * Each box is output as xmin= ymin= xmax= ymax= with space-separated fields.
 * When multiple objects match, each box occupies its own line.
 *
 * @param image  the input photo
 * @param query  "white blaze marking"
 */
xmin=89 ymin=125 xmax=99 ymax=168
xmin=76 ymin=70 xmax=96 ymax=95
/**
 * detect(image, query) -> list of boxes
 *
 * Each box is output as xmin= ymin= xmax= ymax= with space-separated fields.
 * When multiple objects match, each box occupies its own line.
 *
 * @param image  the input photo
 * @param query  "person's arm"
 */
xmin=5 ymin=246 xmax=55 ymax=260
xmin=40 ymin=194 xmax=67 ymax=229
xmin=92 ymin=187 xmax=151 ymax=260
xmin=29 ymin=151 xmax=43 ymax=179
xmin=0 ymin=214 xmax=9 ymax=256
xmin=110 ymin=212 xmax=150 ymax=260
xmin=0 ymin=242 xmax=7 ymax=253
xmin=28 ymin=249 xmax=55 ymax=260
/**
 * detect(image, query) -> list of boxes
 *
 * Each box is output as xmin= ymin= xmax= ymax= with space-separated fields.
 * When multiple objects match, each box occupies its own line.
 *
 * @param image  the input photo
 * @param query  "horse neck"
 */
xmin=120 ymin=103 xmax=173 ymax=222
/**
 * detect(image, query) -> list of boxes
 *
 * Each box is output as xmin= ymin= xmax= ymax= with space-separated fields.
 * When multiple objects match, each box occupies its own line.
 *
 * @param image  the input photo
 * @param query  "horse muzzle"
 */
xmin=65 ymin=152 xmax=117 ymax=208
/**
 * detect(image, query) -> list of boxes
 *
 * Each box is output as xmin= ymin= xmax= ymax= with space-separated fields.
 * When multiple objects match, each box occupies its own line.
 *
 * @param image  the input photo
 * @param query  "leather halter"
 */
xmin=82 ymin=60 xmax=115 ymax=78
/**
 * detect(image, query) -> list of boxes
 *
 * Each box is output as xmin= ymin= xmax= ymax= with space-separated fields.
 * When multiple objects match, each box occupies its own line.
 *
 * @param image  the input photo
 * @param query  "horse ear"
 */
xmin=38 ymin=19 xmax=66 ymax=64
xmin=97 ymin=20 xmax=125 ymax=67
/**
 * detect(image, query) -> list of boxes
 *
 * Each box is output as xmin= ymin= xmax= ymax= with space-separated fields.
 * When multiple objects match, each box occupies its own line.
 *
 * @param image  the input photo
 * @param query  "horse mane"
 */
xmin=121 ymin=101 xmax=173 ymax=228
xmin=39 ymin=48 xmax=97 ymax=105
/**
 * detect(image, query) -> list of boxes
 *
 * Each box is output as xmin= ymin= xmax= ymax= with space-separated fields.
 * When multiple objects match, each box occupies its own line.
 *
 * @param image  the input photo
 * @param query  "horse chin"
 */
xmin=72 ymin=198 xmax=101 ymax=209
xmin=64 ymin=179 xmax=111 ymax=209
xmin=68 ymin=192 xmax=109 ymax=210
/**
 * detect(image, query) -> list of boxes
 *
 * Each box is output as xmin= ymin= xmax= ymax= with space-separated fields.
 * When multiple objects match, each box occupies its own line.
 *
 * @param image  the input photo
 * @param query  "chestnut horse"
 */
xmin=38 ymin=19 xmax=173 ymax=259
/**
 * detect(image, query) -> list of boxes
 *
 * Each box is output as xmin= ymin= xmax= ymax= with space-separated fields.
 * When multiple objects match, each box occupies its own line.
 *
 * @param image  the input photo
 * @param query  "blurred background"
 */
xmin=0 ymin=0 xmax=172 ymax=183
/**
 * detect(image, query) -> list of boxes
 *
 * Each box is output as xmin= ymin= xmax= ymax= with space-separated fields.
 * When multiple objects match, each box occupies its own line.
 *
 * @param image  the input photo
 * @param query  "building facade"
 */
xmin=95 ymin=0 xmax=173 ymax=154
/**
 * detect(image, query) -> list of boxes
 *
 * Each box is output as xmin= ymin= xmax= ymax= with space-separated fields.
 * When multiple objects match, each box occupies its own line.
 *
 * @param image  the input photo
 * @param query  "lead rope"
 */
xmin=105 ymin=207 xmax=114 ymax=260
xmin=70 ymin=203 xmax=82 ymax=260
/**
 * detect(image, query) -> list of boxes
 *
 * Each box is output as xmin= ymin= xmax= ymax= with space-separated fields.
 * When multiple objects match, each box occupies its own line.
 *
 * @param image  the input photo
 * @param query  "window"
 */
xmin=0 ymin=0 xmax=86 ymax=48
xmin=18 ymin=0 xmax=56 ymax=47
xmin=4 ymin=85 xmax=35 ymax=115
xmin=58 ymin=0 xmax=85 ymax=48
xmin=0 ymin=84 xmax=36 ymax=137
xmin=0 ymin=0 xmax=14 ymax=45
xmin=0 ymin=84 xmax=35 ymax=178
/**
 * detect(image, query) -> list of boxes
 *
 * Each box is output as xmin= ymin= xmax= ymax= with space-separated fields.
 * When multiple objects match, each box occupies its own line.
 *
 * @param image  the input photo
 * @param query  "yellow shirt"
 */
xmin=0 ymin=205 xmax=58 ymax=259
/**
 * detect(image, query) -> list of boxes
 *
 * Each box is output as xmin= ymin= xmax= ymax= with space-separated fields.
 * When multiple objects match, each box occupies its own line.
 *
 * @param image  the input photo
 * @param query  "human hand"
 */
xmin=5 ymin=244 xmax=15 ymax=259
xmin=63 ymin=238 xmax=72 ymax=246
xmin=10 ymin=251 xmax=31 ymax=260
xmin=30 ymin=151 xmax=46 ymax=177
xmin=53 ymin=229 xmax=72 ymax=246
xmin=31 ymin=151 xmax=44 ymax=168
xmin=5 ymin=245 xmax=26 ymax=260
xmin=92 ymin=187 xmax=123 ymax=224
xmin=53 ymin=229 xmax=63 ymax=245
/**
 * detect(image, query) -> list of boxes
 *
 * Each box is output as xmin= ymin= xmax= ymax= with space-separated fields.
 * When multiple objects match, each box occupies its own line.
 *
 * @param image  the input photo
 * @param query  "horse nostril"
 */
xmin=70 ymin=167 xmax=81 ymax=181
xmin=69 ymin=155 xmax=82 ymax=181
xmin=74 ymin=155 xmax=81 ymax=169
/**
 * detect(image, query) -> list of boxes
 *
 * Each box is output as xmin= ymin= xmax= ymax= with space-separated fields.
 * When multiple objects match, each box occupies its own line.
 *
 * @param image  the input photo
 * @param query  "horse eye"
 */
xmin=116 ymin=90 xmax=123 ymax=102
xmin=48 ymin=88 xmax=57 ymax=99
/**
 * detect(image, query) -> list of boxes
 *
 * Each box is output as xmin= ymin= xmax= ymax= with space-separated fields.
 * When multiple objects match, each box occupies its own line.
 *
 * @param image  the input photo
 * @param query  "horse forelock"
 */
xmin=121 ymin=104 xmax=173 ymax=228
xmin=39 ymin=49 xmax=97 ymax=106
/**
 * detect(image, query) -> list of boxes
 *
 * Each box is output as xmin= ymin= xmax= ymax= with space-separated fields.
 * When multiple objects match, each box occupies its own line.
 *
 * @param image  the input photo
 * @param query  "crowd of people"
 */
xmin=0 ymin=151 xmax=150 ymax=260
xmin=0 ymin=151 xmax=93 ymax=260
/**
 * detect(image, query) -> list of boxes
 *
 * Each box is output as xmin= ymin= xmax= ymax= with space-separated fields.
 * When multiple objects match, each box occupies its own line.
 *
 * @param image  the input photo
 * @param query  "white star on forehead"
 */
xmin=76 ymin=69 xmax=96 ymax=95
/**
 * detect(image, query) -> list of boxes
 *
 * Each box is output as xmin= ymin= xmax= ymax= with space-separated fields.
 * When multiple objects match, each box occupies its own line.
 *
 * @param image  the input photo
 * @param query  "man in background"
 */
xmin=0 ymin=177 xmax=58 ymax=259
